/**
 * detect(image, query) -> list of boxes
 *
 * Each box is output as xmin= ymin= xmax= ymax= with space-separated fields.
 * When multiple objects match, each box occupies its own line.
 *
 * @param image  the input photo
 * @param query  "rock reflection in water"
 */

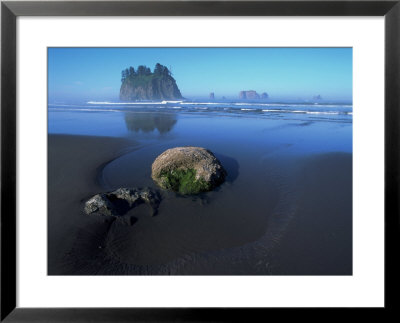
xmin=124 ymin=112 xmax=177 ymax=134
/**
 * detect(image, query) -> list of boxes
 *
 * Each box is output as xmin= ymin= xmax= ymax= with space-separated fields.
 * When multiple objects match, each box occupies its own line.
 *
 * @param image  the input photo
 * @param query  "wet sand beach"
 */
xmin=48 ymin=135 xmax=138 ymax=274
xmin=48 ymin=114 xmax=352 ymax=275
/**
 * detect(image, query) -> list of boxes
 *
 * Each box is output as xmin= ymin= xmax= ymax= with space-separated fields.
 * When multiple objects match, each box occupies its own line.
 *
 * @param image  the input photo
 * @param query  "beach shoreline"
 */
xmin=48 ymin=133 xmax=352 ymax=275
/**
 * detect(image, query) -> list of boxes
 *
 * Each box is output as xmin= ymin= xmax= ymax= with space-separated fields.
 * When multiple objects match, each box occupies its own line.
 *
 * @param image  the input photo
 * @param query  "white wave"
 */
xmin=236 ymin=103 xmax=289 ymax=107
xmin=87 ymin=101 xmax=166 ymax=105
xmin=262 ymin=109 xmax=285 ymax=112
xmin=49 ymin=107 xmax=120 ymax=113
xmin=180 ymin=102 xmax=227 ymax=105
xmin=235 ymin=102 xmax=352 ymax=108
xmin=262 ymin=109 xmax=341 ymax=115
xmin=241 ymin=108 xmax=256 ymax=111
xmin=236 ymin=103 xmax=283 ymax=107
xmin=161 ymin=100 xmax=183 ymax=104
xmin=311 ymin=104 xmax=352 ymax=108
xmin=306 ymin=111 xmax=339 ymax=115
xmin=49 ymin=104 xmax=90 ymax=108
xmin=170 ymin=106 xmax=182 ymax=109
xmin=50 ymin=104 xmax=118 ymax=110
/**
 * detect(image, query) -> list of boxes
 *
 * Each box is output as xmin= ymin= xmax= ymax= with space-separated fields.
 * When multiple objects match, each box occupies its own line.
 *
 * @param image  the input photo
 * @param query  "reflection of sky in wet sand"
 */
xmin=48 ymin=109 xmax=352 ymax=155
xmin=124 ymin=112 xmax=177 ymax=134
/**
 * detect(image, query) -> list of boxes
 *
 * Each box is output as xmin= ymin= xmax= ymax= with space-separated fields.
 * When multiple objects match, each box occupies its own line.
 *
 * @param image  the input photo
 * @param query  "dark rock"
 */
xmin=84 ymin=187 xmax=161 ymax=217
xmin=261 ymin=92 xmax=269 ymax=99
xmin=209 ymin=92 xmax=215 ymax=99
xmin=84 ymin=193 xmax=117 ymax=216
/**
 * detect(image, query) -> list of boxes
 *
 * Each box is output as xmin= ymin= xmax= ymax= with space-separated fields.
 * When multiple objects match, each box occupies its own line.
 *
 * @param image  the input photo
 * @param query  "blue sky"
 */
xmin=48 ymin=47 xmax=352 ymax=102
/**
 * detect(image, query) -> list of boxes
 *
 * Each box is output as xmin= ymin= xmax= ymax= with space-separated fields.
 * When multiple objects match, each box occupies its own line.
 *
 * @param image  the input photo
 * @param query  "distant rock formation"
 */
xmin=209 ymin=92 xmax=215 ymax=100
xmin=120 ymin=63 xmax=183 ymax=101
xmin=261 ymin=92 xmax=269 ymax=99
xmin=239 ymin=90 xmax=260 ymax=100
xmin=313 ymin=95 xmax=322 ymax=100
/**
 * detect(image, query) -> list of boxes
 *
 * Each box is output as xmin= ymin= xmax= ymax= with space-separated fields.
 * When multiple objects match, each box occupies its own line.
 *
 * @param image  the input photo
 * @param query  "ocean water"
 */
xmin=48 ymin=100 xmax=352 ymax=275
xmin=48 ymin=100 xmax=352 ymax=154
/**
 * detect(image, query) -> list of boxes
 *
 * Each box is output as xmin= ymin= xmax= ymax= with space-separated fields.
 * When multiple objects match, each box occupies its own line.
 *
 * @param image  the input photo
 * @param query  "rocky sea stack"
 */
xmin=239 ymin=90 xmax=269 ymax=100
xmin=120 ymin=63 xmax=183 ymax=101
xmin=151 ymin=147 xmax=227 ymax=195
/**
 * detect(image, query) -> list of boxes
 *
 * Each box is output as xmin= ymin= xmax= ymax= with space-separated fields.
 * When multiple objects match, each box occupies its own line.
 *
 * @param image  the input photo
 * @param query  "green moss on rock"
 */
xmin=160 ymin=168 xmax=211 ymax=195
xmin=151 ymin=146 xmax=227 ymax=195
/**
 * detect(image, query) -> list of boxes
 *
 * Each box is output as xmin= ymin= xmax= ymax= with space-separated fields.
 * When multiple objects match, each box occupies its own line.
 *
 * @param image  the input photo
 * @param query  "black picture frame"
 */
xmin=1 ymin=0 xmax=399 ymax=321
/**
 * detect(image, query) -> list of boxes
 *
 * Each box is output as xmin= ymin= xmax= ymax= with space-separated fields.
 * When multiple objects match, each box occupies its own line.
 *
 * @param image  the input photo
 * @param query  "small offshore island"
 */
xmin=120 ymin=64 xmax=183 ymax=101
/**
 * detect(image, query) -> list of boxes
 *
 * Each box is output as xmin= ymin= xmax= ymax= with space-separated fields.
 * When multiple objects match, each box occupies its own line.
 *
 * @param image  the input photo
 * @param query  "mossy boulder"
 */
xmin=151 ymin=147 xmax=226 ymax=194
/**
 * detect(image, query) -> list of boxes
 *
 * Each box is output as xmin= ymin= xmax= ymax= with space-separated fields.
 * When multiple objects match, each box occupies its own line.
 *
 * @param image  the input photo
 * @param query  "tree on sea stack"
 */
xmin=119 ymin=63 xmax=183 ymax=101
xmin=151 ymin=147 xmax=227 ymax=195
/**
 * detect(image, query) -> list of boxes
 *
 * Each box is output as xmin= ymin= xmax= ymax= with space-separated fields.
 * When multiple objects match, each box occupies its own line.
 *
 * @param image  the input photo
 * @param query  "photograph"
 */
xmin=48 ymin=47 xmax=353 ymax=275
